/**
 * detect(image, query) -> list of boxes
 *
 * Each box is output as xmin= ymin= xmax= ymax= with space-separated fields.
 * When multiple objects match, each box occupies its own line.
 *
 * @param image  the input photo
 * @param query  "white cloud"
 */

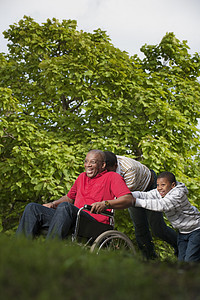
xmin=0 ymin=0 xmax=200 ymax=56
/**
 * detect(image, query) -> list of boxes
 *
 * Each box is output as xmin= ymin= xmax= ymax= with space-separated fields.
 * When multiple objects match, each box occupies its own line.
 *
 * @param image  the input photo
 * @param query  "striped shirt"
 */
xmin=116 ymin=155 xmax=151 ymax=192
xmin=133 ymin=182 xmax=200 ymax=234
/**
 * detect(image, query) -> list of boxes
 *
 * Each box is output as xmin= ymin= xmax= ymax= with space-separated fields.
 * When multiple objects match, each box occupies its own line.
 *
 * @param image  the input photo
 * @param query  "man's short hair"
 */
xmin=157 ymin=171 xmax=176 ymax=184
xmin=104 ymin=151 xmax=117 ymax=167
xmin=88 ymin=149 xmax=106 ymax=161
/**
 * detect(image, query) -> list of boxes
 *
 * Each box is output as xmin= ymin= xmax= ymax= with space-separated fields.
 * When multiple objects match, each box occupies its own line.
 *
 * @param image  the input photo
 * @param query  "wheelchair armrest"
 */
xmin=83 ymin=204 xmax=114 ymax=217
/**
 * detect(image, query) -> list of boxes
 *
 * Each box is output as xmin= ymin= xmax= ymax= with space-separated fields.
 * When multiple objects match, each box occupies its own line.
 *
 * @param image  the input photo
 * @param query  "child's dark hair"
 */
xmin=157 ymin=171 xmax=176 ymax=184
xmin=104 ymin=151 xmax=117 ymax=167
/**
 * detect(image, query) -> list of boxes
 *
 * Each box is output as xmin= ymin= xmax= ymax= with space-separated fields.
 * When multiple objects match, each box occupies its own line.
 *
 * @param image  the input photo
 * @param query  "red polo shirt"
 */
xmin=67 ymin=170 xmax=130 ymax=224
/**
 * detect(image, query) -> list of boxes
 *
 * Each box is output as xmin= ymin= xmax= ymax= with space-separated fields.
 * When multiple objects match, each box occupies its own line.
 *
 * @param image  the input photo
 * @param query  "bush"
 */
xmin=1 ymin=234 xmax=200 ymax=300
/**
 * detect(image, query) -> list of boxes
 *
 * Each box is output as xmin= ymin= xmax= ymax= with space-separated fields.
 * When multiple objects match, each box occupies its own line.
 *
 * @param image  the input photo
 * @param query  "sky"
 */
xmin=0 ymin=0 xmax=199 ymax=129
xmin=0 ymin=0 xmax=200 ymax=58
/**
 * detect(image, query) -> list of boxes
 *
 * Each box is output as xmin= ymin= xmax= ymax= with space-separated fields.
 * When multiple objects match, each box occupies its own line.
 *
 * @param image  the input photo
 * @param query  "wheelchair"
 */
xmin=72 ymin=204 xmax=136 ymax=255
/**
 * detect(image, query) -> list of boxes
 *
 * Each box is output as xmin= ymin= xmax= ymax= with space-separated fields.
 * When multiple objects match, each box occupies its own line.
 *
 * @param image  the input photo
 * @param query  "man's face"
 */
xmin=157 ymin=177 xmax=176 ymax=198
xmin=84 ymin=152 xmax=106 ymax=178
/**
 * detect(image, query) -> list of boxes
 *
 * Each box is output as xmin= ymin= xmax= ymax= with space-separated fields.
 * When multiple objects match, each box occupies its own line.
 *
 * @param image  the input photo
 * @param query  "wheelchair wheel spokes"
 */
xmin=90 ymin=230 xmax=136 ymax=255
xmin=96 ymin=235 xmax=121 ymax=252
xmin=110 ymin=235 xmax=131 ymax=251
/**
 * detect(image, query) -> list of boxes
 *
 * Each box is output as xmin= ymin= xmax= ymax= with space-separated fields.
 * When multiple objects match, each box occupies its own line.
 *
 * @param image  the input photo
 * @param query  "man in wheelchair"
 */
xmin=16 ymin=149 xmax=133 ymax=240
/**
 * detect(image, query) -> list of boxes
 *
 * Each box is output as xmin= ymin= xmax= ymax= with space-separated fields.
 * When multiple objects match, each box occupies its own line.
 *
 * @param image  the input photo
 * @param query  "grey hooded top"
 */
xmin=133 ymin=182 xmax=200 ymax=234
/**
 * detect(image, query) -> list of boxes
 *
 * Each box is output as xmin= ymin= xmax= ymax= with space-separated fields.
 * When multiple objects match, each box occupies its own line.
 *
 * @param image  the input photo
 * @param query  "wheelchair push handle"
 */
xmin=83 ymin=204 xmax=114 ymax=217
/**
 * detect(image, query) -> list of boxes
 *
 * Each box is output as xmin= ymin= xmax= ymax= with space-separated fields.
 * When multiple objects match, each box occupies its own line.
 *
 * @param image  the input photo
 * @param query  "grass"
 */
xmin=1 ymin=234 xmax=200 ymax=300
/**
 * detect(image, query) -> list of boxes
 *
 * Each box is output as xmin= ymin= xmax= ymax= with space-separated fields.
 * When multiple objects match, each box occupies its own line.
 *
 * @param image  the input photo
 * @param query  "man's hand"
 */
xmin=42 ymin=196 xmax=73 ymax=209
xmin=91 ymin=194 xmax=135 ymax=213
xmin=43 ymin=202 xmax=56 ymax=209
xmin=91 ymin=201 xmax=107 ymax=214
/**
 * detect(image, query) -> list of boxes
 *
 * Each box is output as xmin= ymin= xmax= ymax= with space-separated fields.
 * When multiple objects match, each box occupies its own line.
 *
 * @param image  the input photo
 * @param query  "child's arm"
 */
xmin=134 ymin=188 xmax=179 ymax=212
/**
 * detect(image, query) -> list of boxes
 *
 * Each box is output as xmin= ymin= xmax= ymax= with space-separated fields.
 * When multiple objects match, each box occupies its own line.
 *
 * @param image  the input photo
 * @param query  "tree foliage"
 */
xmin=0 ymin=16 xmax=200 ymax=236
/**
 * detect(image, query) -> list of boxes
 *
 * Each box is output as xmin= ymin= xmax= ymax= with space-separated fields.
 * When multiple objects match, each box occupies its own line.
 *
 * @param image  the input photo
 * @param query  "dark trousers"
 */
xmin=128 ymin=207 xmax=178 ymax=259
xmin=178 ymin=229 xmax=200 ymax=262
xmin=16 ymin=202 xmax=96 ymax=239
xmin=128 ymin=170 xmax=178 ymax=259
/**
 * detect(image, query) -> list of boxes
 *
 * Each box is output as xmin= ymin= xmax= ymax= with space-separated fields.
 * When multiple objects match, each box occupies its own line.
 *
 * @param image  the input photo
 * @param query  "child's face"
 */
xmin=157 ymin=177 xmax=176 ymax=198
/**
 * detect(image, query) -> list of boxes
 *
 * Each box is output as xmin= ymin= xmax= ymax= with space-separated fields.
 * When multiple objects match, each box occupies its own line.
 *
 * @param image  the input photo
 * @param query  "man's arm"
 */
xmin=43 ymin=195 xmax=74 ymax=209
xmin=91 ymin=193 xmax=135 ymax=214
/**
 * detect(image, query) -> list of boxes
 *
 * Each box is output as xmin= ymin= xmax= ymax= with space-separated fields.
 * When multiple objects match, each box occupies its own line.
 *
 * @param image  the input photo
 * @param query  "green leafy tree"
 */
xmin=0 ymin=86 xmax=85 ymax=230
xmin=0 ymin=16 xmax=199 ymax=248
xmin=139 ymin=33 xmax=200 ymax=200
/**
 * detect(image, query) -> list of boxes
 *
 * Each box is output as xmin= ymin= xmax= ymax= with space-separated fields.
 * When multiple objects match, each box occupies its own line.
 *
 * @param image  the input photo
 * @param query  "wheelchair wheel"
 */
xmin=90 ymin=230 xmax=136 ymax=255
